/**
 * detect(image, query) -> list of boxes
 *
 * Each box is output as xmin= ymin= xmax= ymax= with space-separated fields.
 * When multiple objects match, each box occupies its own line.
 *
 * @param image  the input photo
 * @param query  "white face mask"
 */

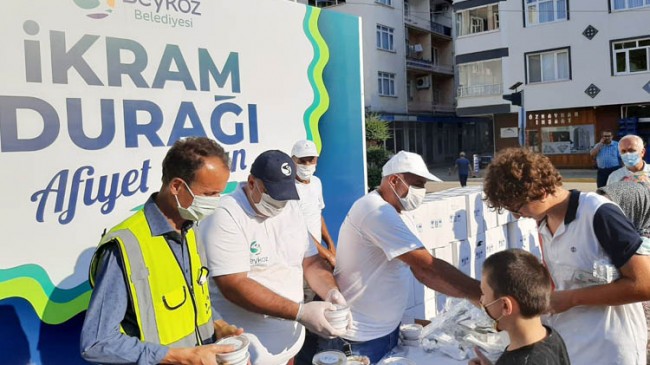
xmin=296 ymin=164 xmax=317 ymax=181
xmin=391 ymin=175 xmax=426 ymax=211
xmin=175 ymin=180 xmax=221 ymax=221
xmin=254 ymin=183 xmax=288 ymax=218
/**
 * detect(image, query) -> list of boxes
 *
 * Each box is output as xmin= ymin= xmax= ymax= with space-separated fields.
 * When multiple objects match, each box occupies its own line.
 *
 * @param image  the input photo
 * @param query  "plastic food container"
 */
xmin=346 ymin=355 xmax=370 ymax=365
xmin=215 ymin=335 xmax=250 ymax=364
xmin=399 ymin=323 xmax=423 ymax=340
xmin=313 ymin=350 xmax=348 ymax=365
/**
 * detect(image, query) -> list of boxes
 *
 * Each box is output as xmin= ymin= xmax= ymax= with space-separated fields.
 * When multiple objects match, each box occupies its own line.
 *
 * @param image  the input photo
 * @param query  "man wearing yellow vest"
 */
xmin=81 ymin=137 xmax=241 ymax=365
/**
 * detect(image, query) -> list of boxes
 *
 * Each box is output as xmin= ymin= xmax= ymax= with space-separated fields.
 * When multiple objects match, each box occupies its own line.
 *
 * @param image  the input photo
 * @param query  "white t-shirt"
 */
xmin=606 ymin=162 xmax=650 ymax=185
xmin=541 ymin=191 xmax=646 ymax=365
xmin=197 ymin=183 xmax=318 ymax=365
xmin=334 ymin=190 xmax=424 ymax=341
xmin=295 ymin=176 xmax=325 ymax=242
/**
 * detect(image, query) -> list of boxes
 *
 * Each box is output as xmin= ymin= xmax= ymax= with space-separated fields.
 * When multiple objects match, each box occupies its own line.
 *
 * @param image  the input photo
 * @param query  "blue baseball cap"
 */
xmin=250 ymin=150 xmax=300 ymax=201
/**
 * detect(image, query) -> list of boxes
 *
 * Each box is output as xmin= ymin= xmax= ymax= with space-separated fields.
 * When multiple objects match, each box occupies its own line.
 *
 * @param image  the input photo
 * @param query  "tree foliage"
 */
xmin=365 ymin=113 xmax=391 ymax=190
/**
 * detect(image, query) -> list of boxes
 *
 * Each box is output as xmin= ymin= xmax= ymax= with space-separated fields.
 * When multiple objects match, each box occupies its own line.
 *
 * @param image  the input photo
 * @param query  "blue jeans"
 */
xmin=295 ymin=325 xmax=399 ymax=365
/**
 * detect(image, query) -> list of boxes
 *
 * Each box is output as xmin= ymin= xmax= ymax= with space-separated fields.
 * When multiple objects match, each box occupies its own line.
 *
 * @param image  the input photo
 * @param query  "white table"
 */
xmin=382 ymin=345 xmax=469 ymax=365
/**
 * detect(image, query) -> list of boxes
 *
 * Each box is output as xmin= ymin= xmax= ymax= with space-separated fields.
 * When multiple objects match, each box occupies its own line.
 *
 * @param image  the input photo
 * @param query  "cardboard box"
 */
xmin=469 ymin=232 xmax=487 ymax=280
xmin=451 ymin=239 xmax=473 ymax=278
xmin=486 ymin=225 xmax=508 ymax=258
xmin=507 ymin=218 xmax=542 ymax=259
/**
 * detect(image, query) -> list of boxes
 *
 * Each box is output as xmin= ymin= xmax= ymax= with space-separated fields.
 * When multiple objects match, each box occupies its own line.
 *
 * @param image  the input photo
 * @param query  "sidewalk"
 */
xmin=426 ymin=166 xmax=598 ymax=193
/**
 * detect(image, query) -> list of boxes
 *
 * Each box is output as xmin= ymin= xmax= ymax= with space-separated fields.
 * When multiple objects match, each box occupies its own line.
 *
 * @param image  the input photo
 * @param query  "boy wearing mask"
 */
xmin=470 ymin=249 xmax=570 ymax=365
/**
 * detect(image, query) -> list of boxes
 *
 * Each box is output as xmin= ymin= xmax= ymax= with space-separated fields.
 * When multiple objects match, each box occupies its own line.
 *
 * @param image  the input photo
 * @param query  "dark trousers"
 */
xmin=459 ymin=173 xmax=468 ymax=187
xmin=295 ymin=325 xmax=400 ymax=365
xmin=597 ymin=166 xmax=619 ymax=188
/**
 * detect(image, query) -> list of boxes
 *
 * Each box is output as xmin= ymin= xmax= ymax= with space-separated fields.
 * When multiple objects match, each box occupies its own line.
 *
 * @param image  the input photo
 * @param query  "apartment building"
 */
xmin=454 ymin=0 xmax=650 ymax=168
xmin=296 ymin=0 xmax=495 ymax=165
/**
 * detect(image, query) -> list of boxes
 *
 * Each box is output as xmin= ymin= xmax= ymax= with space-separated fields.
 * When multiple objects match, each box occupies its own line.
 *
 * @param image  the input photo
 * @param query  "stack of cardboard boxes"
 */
xmin=402 ymin=186 xmax=542 ymax=323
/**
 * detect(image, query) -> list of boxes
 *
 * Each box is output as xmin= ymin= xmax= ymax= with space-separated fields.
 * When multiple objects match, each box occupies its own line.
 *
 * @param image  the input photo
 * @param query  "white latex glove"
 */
xmin=296 ymin=301 xmax=345 ymax=338
xmin=324 ymin=288 xmax=353 ymax=332
xmin=325 ymin=288 xmax=347 ymax=306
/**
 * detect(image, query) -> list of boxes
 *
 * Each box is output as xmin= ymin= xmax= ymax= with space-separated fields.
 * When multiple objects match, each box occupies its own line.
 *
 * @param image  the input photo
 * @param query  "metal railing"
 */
xmin=457 ymin=83 xmax=502 ymax=98
xmin=406 ymin=57 xmax=453 ymax=75
xmin=404 ymin=16 xmax=452 ymax=38
xmin=408 ymin=101 xmax=456 ymax=113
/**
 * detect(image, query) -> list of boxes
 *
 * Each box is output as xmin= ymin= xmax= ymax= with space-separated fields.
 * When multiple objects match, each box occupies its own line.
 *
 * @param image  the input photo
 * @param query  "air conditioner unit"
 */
xmin=416 ymin=76 xmax=430 ymax=89
xmin=413 ymin=43 xmax=424 ymax=52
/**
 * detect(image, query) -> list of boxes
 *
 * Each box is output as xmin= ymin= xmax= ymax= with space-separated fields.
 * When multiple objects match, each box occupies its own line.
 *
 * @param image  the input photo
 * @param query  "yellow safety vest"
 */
xmin=90 ymin=210 xmax=213 ymax=347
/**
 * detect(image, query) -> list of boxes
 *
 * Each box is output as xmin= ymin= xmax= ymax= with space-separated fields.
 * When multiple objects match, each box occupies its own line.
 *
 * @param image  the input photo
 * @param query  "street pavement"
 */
xmin=426 ymin=166 xmax=598 ymax=193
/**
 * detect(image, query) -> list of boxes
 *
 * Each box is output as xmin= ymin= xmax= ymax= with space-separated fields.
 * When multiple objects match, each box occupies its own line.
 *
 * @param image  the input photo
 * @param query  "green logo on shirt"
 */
xmin=250 ymin=241 xmax=260 ymax=255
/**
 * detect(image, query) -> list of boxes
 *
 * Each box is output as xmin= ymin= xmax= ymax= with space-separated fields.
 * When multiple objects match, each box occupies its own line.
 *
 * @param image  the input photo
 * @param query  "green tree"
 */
xmin=365 ymin=113 xmax=391 ymax=190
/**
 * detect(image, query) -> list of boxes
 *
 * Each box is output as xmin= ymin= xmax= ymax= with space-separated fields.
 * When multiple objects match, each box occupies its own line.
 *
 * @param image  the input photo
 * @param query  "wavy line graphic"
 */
xmin=0 ymin=264 xmax=91 ymax=325
xmin=303 ymin=6 xmax=330 ymax=152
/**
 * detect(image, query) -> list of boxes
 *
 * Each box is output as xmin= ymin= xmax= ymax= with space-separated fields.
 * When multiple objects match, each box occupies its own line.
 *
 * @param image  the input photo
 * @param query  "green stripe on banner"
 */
xmin=302 ymin=6 xmax=330 ymax=152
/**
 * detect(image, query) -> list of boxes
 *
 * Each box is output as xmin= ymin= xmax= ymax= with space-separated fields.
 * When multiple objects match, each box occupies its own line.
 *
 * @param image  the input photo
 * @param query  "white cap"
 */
xmin=291 ymin=140 xmax=319 ymax=158
xmin=382 ymin=151 xmax=442 ymax=182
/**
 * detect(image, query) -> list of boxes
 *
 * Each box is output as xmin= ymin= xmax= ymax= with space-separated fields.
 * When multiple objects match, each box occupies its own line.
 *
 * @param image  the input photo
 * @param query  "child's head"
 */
xmin=483 ymin=148 xmax=562 ymax=215
xmin=481 ymin=249 xmax=552 ymax=319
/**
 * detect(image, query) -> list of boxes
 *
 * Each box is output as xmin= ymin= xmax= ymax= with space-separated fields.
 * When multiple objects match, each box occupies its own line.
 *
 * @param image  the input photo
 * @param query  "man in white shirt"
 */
xmin=291 ymin=140 xmax=336 ymax=267
xmin=607 ymin=134 xmax=649 ymax=185
xmin=198 ymin=150 xmax=347 ymax=365
xmin=311 ymin=151 xmax=481 ymax=363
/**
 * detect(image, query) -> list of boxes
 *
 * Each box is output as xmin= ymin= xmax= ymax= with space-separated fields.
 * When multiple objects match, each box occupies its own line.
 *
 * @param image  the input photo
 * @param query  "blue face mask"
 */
xmin=622 ymin=152 xmax=642 ymax=168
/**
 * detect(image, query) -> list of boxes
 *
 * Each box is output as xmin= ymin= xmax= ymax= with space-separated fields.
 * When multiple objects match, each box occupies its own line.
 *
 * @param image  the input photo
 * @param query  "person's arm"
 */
xmin=213 ymin=273 xmax=300 ymax=320
xmin=312 ymin=237 xmax=336 ymax=268
xmin=550 ymin=254 xmax=650 ymax=313
xmin=399 ymin=248 xmax=481 ymax=303
xmin=550 ymin=203 xmax=650 ymax=313
xmin=303 ymin=254 xmax=339 ymax=299
xmin=321 ymin=216 xmax=336 ymax=253
xmin=81 ymin=245 xmax=170 ymax=365
xmin=590 ymin=140 xmax=603 ymax=158
xmin=162 ymin=344 xmax=235 ymax=365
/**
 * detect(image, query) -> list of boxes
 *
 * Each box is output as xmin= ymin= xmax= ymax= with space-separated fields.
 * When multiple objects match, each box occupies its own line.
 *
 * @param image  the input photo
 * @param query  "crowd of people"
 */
xmin=79 ymin=134 xmax=650 ymax=365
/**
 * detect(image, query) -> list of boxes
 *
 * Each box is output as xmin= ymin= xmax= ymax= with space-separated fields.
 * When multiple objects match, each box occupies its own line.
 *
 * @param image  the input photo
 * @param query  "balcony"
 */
xmin=408 ymin=101 xmax=456 ymax=114
xmin=406 ymin=57 xmax=453 ymax=76
xmin=457 ymin=83 xmax=502 ymax=98
xmin=404 ymin=16 xmax=451 ymax=39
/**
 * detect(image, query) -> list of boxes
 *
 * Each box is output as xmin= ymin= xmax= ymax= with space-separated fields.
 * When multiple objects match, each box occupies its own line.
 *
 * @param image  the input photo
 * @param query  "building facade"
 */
xmin=297 ymin=0 xmax=495 ymax=166
xmin=454 ymin=0 xmax=650 ymax=168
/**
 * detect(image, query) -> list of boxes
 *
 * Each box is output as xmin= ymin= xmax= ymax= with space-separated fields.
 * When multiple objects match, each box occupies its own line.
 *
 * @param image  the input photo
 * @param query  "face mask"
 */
xmin=254 ymin=183 xmax=288 ymax=218
xmin=621 ymin=152 xmax=642 ymax=168
xmin=175 ymin=180 xmax=221 ymax=221
xmin=296 ymin=164 xmax=317 ymax=181
xmin=481 ymin=297 xmax=504 ymax=332
xmin=391 ymin=176 xmax=426 ymax=211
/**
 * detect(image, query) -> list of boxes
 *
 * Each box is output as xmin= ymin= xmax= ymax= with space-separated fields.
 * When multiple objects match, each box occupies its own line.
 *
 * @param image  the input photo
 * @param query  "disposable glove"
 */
xmin=325 ymin=288 xmax=347 ymax=306
xmin=324 ymin=288 xmax=353 ymax=331
xmin=296 ymin=301 xmax=345 ymax=338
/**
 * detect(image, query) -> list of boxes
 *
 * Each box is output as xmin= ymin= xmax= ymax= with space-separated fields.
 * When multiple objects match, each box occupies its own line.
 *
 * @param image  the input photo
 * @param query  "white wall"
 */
xmin=324 ymin=1 xmax=408 ymax=113
xmin=454 ymin=0 xmax=650 ymax=112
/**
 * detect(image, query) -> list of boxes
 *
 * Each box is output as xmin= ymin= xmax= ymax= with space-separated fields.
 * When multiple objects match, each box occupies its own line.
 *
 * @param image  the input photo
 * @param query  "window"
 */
xmin=456 ymin=4 xmax=500 ymax=36
xmin=612 ymin=0 xmax=650 ymax=10
xmin=457 ymin=60 xmax=503 ymax=97
xmin=376 ymin=0 xmax=392 ymax=6
xmin=378 ymin=72 xmax=396 ymax=96
xmin=376 ymin=25 xmax=394 ymax=51
xmin=613 ymin=37 xmax=650 ymax=74
xmin=525 ymin=0 xmax=567 ymax=26
xmin=526 ymin=48 xmax=570 ymax=83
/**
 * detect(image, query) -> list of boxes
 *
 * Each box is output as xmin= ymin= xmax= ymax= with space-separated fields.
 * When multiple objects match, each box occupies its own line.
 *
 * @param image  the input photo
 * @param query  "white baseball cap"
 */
xmin=291 ymin=140 xmax=319 ymax=158
xmin=382 ymin=151 xmax=442 ymax=182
